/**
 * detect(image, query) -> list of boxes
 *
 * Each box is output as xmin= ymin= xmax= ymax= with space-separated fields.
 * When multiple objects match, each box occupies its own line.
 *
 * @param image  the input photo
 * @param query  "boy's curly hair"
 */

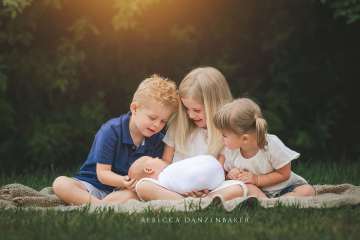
xmin=132 ymin=74 xmax=179 ymax=111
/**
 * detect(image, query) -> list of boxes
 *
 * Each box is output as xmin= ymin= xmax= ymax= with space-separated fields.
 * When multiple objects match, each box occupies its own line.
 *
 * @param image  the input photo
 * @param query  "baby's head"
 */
xmin=128 ymin=156 xmax=169 ymax=181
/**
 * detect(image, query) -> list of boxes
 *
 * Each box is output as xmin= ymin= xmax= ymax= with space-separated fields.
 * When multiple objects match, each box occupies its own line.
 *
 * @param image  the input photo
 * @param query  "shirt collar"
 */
xmin=136 ymin=139 xmax=147 ymax=154
xmin=122 ymin=112 xmax=152 ymax=148
xmin=121 ymin=112 xmax=134 ymax=145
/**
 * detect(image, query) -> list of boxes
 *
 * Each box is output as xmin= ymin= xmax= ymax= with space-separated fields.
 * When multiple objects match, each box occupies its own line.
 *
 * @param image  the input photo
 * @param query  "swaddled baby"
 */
xmin=128 ymin=155 xmax=225 ymax=194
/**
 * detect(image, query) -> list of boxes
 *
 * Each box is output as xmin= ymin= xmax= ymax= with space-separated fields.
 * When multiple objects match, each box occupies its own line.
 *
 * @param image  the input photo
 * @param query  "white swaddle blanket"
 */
xmin=135 ymin=155 xmax=248 ymax=199
xmin=158 ymin=155 xmax=225 ymax=194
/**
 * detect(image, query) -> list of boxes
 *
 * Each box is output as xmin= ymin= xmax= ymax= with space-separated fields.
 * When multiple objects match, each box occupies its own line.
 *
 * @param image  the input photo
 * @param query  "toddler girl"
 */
xmin=214 ymin=98 xmax=315 ymax=198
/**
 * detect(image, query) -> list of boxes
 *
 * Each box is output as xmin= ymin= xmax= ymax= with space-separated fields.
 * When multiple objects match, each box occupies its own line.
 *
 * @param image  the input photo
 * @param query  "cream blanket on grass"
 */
xmin=0 ymin=183 xmax=359 ymax=213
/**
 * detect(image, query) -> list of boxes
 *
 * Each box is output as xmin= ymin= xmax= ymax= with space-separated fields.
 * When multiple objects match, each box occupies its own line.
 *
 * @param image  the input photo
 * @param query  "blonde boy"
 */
xmin=52 ymin=75 xmax=178 ymax=205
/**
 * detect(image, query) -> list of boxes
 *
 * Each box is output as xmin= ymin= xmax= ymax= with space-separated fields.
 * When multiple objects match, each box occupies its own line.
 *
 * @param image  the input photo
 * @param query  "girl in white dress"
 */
xmin=136 ymin=67 xmax=249 ymax=201
xmin=214 ymin=98 xmax=316 ymax=198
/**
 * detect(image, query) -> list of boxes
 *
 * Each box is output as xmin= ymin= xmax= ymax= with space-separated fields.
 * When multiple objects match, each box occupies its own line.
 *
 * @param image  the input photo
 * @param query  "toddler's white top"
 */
xmin=223 ymin=134 xmax=307 ymax=192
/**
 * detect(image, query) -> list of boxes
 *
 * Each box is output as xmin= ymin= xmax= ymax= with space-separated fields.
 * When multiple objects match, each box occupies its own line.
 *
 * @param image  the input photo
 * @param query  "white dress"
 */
xmin=163 ymin=128 xmax=209 ymax=162
xmin=223 ymin=134 xmax=308 ymax=193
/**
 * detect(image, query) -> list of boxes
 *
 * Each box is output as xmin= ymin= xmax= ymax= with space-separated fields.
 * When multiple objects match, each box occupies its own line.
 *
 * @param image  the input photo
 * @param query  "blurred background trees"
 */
xmin=1 ymin=0 xmax=359 ymax=173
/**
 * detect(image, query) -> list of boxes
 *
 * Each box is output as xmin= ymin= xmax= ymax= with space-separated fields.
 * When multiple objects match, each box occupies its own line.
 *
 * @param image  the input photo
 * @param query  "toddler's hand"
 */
xmin=237 ymin=171 xmax=256 ymax=184
xmin=122 ymin=175 xmax=137 ymax=191
xmin=227 ymin=168 xmax=241 ymax=180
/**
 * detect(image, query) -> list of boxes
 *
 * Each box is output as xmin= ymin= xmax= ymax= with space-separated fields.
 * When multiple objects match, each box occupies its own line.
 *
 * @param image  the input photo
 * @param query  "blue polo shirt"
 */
xmin=75 ymin=112 xmax=164 ymax=192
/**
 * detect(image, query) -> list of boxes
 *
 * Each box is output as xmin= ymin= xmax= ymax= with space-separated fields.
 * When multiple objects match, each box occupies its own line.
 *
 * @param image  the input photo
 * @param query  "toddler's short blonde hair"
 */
xmin=132 ymin=74 xmax=178 ymax=111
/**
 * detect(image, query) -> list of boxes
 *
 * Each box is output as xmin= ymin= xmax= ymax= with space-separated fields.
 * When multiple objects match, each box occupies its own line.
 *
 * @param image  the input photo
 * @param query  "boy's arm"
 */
xmin=92 ymin=125 xmax=135 ymax=190
xmin=96 ymin=163 xmax=136 ymax=190
xmin=162 ymin=144 xmax=175 ymax=163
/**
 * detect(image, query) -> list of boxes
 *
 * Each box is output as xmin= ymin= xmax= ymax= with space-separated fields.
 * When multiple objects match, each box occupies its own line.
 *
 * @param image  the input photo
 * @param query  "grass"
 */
xmin=1 ymin=161 xmax=360 ymax=240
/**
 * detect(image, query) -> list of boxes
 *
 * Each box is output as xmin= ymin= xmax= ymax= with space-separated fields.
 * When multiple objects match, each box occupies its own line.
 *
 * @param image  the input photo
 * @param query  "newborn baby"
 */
xmin=128 ymin=155 xmax=225 ymax=194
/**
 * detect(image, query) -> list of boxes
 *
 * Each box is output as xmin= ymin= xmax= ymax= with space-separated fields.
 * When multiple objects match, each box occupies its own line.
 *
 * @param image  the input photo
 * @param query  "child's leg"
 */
xmin=52 ymin=176 xmax=101 ymax=205
xmin=208 ymin=185 xmax=244 ymax=201
xmin=281 ymin=184 xmax=316 ymax=197
xmin=136 ymin=181 xmax=184 ymax=201
xmin=100 ymin=190 xmax=139 ymax=204
xmin=246 ymin=184 xmax=268 ymax=199
xmin=208 ymin=183 xmax=268 ymax=201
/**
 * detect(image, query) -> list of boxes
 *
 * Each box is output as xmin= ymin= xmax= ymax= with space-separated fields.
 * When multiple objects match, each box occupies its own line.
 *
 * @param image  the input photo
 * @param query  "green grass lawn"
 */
xmin=1 ymin=161 xmax=360 ymax=240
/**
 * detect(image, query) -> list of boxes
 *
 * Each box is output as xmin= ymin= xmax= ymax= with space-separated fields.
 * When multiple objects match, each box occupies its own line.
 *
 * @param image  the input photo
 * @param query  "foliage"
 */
xmin=0 ymin=0 xmax=359 ymax=172
xmin=321 ymin=0 xmax=360 ymax=23
xmin=0 ymin=0 xmax=107 ymax=171
xmin=2 ymin=0 xmax=33 ymax=18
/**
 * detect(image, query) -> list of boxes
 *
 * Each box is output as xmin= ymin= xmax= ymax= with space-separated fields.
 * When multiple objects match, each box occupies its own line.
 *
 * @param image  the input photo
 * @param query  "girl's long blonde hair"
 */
xmin=167 ymin=67 xmax=233 ymax=156
xmin=214 ymin=98 xmax=268 ymax=149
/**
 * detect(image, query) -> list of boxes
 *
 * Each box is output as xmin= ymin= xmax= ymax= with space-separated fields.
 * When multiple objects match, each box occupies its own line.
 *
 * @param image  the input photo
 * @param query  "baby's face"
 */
xmin=129 ymin=156 xmax=168 ymax=180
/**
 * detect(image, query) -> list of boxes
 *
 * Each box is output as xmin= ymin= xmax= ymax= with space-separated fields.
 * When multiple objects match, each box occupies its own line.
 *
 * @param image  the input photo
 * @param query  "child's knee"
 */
xmin=52 ymin=176 xmax=80 ymax=194
xmin=246 ymin=184 xmax=267 ymax=198
xmin=211 ymin=185 xmax=245 ymax=200
xmin=233 ymin=185 xmax=245 ymax=195
xmin=135 ymin=181 xmax=153 ymax=200
xmin=52 ymin=176 xmax=68 ymax=192
xmin=297 ymin=184 xmax=316 ymax=196
xmin=227 ymin=185 xmax=244 ymax=200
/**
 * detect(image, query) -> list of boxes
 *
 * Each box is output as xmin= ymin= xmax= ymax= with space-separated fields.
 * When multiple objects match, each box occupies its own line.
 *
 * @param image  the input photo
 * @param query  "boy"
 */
xmin=52 ymin=75 xmax=178 ymax=205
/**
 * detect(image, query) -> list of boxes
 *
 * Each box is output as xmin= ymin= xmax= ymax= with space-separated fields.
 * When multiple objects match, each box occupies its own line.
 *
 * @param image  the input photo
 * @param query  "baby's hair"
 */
xmin=214 ymin=98 xmax=268 ymax=149
xmin=168 ymin=66 xmax=233 ymax=156
xmin=132 ymin=74 xmax=179 ymax=112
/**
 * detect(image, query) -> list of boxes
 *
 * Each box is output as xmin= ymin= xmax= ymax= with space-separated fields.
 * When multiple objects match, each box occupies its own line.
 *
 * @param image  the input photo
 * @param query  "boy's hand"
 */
xmin=227 ymin=168 xmax=242 ymax=180
xmin=182 ymin=189 xmax=209 ymax=198
xmin=237 ymin=171 xmax=257 ymax=185
xmin=122 ymin=176 xmax=137 ymax=191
